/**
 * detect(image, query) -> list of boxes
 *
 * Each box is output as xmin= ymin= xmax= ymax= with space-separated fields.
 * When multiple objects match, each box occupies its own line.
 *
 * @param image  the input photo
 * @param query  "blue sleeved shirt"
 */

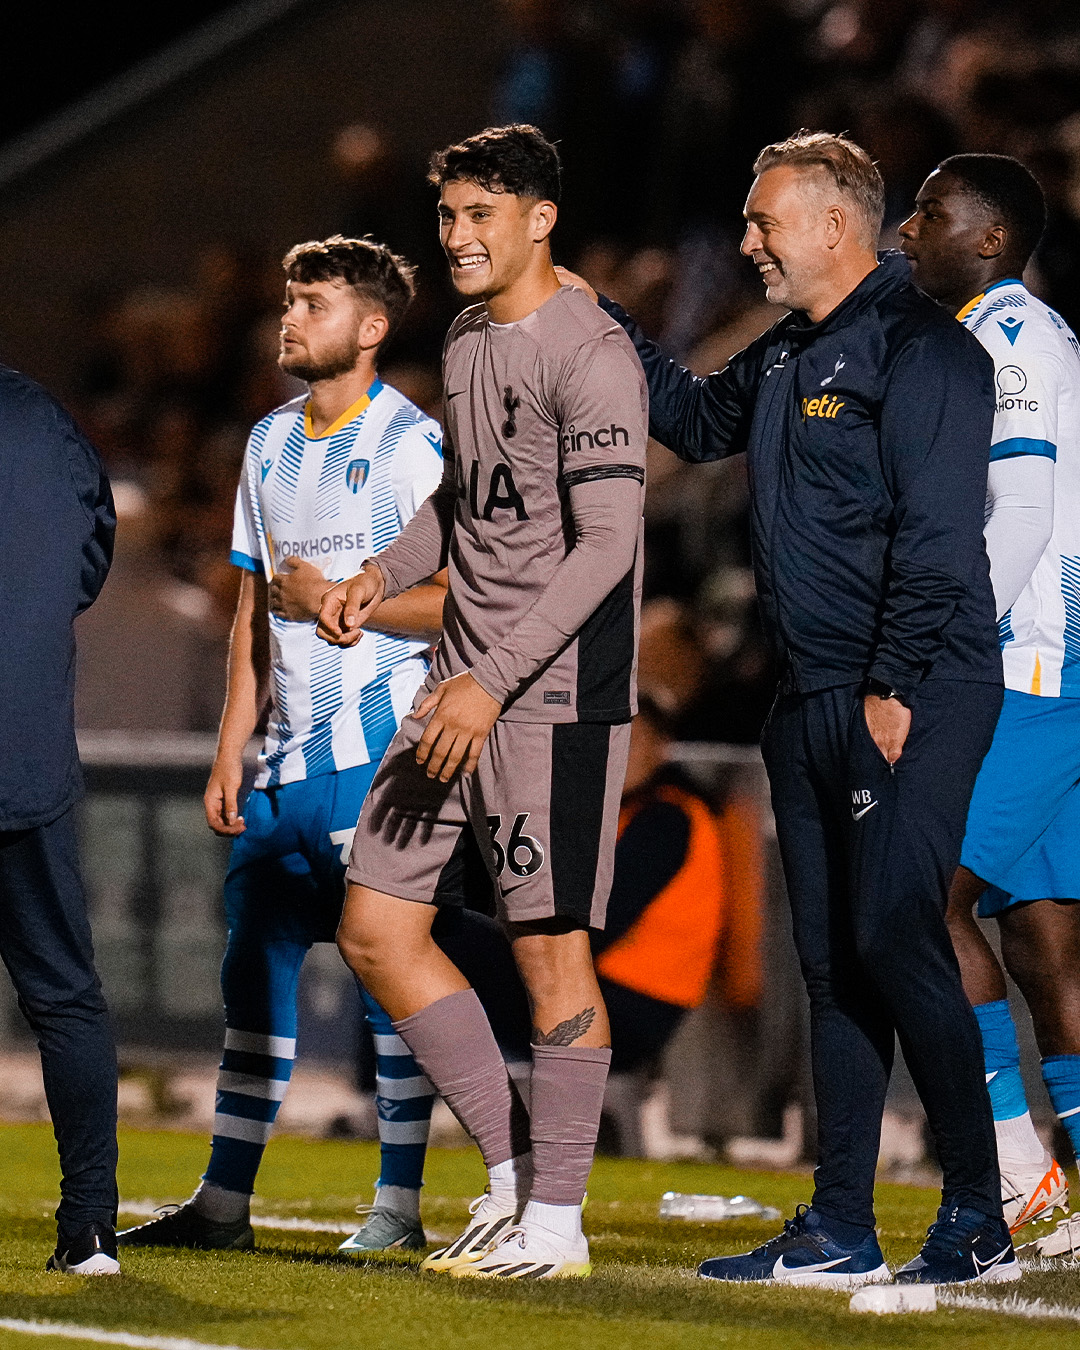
xmin=0 ymin=366 xmax=114 ymax=829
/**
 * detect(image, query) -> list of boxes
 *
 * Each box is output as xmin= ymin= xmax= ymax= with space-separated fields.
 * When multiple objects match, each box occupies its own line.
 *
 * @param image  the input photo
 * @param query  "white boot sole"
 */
xmin=700 ymin=1262 xmax=892 ymax=1289
xmin=55 ymin=1253 xmax=121 ymax=1276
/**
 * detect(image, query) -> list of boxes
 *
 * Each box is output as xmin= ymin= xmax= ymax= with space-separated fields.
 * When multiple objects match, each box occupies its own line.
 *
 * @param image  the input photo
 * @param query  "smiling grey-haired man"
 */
xmin=561 ymin=129 xmax=1016 ymax=1288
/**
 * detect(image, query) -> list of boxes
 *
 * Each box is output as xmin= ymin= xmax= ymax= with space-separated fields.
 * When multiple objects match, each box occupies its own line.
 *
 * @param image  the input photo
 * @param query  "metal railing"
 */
xmin=1 ymin=731 xmax=808 ymax=1144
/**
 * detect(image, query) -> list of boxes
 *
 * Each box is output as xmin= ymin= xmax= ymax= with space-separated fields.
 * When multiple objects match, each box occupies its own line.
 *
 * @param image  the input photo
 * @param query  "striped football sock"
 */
xmin=1042 ymin=1055 xmax=1080 ymax=1159
xmin=362 ymin=989 xmax=434 ymax=1194
xmin=203 ymin=1027 xmax=294 ymax=1194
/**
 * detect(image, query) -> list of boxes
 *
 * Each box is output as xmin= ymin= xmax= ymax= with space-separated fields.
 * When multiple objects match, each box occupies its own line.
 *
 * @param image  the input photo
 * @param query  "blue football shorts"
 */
xmin=960 ymin=688 xmax=1080 ymax=916
xmin=224 ymin=761 xmax=380 ymax=944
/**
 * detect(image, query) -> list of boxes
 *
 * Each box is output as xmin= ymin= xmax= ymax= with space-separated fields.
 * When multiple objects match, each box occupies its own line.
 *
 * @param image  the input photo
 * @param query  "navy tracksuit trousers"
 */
xmin=762 ymin=680 xmax=1003 ymax=1230
xmin=0 ymin=807 xmax=118 ymax=1240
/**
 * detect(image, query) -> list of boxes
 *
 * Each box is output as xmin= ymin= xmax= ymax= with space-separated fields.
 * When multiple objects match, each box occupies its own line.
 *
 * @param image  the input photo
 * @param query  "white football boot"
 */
xmin=1001 ymin=1150 xmax=1069 ymax=1233
xmin=452 ymin=1222 xmax=591 ymax=1279
xmin=1015 ymin=1211 xmax=1080 ymax=1260
xmin=420 ymin=1193 xmax=518 ymax=1273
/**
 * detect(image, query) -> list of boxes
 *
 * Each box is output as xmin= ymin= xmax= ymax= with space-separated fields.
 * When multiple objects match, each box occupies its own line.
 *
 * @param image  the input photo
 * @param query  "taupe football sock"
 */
xmin=393 ymin=989 xmax=530 ymax=1168
xmin=529 ymin=1044 xmax=612 ymax=1205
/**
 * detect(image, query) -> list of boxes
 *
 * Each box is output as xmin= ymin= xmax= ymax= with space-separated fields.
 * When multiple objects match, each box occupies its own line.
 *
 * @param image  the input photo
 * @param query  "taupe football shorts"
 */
xmin=346 ymin=710 xmax=630 ymax=928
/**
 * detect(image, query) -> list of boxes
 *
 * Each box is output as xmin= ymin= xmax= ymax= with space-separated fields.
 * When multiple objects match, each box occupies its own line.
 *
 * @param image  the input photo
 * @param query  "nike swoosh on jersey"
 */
xmin=772 ymin=1255 xmax=848 ymax=1278
xmin=851 ymin=801 xmax=878 ymax=821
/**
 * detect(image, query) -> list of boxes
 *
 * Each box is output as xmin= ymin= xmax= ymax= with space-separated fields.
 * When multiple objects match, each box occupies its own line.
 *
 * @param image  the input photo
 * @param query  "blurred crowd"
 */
xmin=72 ymin=0 xmax=1080 ymax=740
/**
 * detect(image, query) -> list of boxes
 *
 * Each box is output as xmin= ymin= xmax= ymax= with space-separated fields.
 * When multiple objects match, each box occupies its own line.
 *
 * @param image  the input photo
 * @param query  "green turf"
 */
xmin=2 ymin=1122 xmax=1079 ymax=1349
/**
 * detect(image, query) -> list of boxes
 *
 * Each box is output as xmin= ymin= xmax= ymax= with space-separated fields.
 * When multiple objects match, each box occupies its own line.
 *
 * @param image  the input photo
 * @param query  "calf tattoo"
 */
xmin=533 ymin=1006 xmax=596 ymax=1046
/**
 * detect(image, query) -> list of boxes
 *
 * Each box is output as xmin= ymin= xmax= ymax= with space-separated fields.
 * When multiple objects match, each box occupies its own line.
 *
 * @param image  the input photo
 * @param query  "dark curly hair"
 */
xmin=428 ymin=124 xmax=561 ymax=203
xmin=282 ymin=235 xmax=417 ymax=338
xmin=937 ymin=154 xmax=1047 ymax=268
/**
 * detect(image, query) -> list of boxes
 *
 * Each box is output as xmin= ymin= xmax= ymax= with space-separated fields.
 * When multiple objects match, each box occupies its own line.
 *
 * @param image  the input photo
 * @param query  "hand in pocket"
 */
xmin=863 ymin=695 xmax=911 ymax=765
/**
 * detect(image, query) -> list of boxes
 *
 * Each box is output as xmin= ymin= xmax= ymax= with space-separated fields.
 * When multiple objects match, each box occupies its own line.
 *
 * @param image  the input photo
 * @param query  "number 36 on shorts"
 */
xmin=487 ymin=813 xmax=546 ymax=877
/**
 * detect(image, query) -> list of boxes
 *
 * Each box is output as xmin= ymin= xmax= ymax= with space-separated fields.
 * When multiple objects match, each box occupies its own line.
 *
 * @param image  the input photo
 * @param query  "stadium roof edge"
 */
xmin=0 ymin=0 xmax=315 ymax=192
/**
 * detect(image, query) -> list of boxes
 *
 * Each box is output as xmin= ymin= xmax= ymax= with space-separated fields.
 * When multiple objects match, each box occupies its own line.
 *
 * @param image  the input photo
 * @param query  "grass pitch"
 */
xmin=3 ymin=1123 xmax=1080 ymax=1349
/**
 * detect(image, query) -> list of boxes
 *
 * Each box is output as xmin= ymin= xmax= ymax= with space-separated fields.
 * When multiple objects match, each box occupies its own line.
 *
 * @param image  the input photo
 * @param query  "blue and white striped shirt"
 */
xmin=231 ymin=382 xmax=443 ymax=786
xmin=960 ymin=281 xmax=1080 ymax=697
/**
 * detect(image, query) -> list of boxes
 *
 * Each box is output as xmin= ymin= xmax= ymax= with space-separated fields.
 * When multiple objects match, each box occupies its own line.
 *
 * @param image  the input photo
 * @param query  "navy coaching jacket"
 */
xmin=0 ymin=366 xmax=114 ymax=831
xmin=599 ymin=251 xmax=1002 ymax=699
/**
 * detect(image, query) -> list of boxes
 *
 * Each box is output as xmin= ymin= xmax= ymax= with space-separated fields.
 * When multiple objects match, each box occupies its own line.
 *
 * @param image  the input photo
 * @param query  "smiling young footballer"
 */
xmin=118 ymin=236 xmax=451 ymax=1255
xmin=901 ymin=156 xmax=1080 ymax=1254
xmin=319 ymin=125 xmax=648 ymax=1280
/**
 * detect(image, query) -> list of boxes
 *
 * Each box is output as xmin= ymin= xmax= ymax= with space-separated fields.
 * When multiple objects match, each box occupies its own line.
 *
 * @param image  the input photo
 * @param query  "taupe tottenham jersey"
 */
xmin=376 ymin=284 xmax=648 ymax=723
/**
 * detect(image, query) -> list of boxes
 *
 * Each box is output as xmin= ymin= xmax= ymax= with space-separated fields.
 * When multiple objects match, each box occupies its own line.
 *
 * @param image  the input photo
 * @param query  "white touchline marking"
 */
xmin=116 ymin=1201 xmax=353 ymax=1235
xmin=937 ymin=1291 xmax=1080 ymax=1323
xmin=0 ymin=1319 xmax=286 ymax=1350
xmin=114 ymin=1201 xmax=454 ymax=1243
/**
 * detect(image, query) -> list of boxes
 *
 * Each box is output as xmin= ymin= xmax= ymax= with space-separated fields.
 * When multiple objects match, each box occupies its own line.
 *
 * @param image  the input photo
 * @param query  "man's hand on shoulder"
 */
xmin=204 ymin=755 xmax=246 ymax=836
xmin=413 ymin=672 xmax=501 ymax=782
xmin=317 ymin=564 xmax=385 ymax=647
xmin=554 ymin=266 xmax=598 ymax=303
xmin=269 ymin=556 xmax=332 ymax=622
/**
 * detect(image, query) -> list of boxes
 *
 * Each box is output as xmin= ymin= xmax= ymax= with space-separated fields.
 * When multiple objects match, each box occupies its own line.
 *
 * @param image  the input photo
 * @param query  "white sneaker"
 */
xmin=1001 ymin=1151 xmax=1069 ymax=1233
xmin=452 ymin=1222 xmax=591 ymax=1279
xmin=1016 ymin=1211 xmax=1080 ymax=1260
xmin=46 ymin=1223 xmax=121 ymax=1276
xmin=420 ymin=1193 xmax=518 ymax=1273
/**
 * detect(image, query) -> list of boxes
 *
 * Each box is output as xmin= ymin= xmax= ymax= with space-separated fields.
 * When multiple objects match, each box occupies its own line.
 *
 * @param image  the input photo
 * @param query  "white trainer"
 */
xmin=1001 ymin=1151 xmax=1069 ymax=1233
xmin=1015 ymin=1211 xmax=1080 ymax=1260
xmin=46 ymin=1223 xmax=121 ymax=1276
xmin=452 ymin=1222 xmax=591 ymax=1279
xmin=421 ymin=1193 xmax=518 ymax=1273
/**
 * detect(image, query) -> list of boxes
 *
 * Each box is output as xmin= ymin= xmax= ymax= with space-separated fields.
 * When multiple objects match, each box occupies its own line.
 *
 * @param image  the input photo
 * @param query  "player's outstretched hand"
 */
xmin=553 ymin=266 xmax=598 ymax=302
xmin=317 ymin=565 xmax=385 ymax=646
xmin=205 ymin=756 xmax=246 ymax=836
xmin=269 ymin=556 xmax=331 ymax=622
xmin=414 ymin=672 xmax=501 ymax=782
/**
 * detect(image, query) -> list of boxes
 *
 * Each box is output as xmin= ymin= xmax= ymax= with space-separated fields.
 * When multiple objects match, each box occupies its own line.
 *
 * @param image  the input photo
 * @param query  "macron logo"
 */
xmin=998 ymin=317 xmax=1024 ymax=346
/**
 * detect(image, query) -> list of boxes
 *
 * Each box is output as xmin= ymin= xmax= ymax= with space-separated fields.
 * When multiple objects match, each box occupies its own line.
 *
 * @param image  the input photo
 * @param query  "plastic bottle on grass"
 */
xmin=658 ymin=1192 xmax=782 ymax=1222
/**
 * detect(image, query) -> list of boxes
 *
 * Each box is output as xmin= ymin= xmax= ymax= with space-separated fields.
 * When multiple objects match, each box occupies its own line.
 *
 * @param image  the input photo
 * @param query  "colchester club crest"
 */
xmin=345 ymin=459 xmax=370 ymax=493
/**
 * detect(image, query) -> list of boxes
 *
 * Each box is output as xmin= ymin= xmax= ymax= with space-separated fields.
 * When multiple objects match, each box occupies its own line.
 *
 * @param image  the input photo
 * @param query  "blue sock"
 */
xmin=360 ymin=986 xmax=434 ymax=1191
xmin=1042 ymin=1055 xmax=1080 ymax=1160
xmin=973 ymin=1000 xmax=1029 ymax=1121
